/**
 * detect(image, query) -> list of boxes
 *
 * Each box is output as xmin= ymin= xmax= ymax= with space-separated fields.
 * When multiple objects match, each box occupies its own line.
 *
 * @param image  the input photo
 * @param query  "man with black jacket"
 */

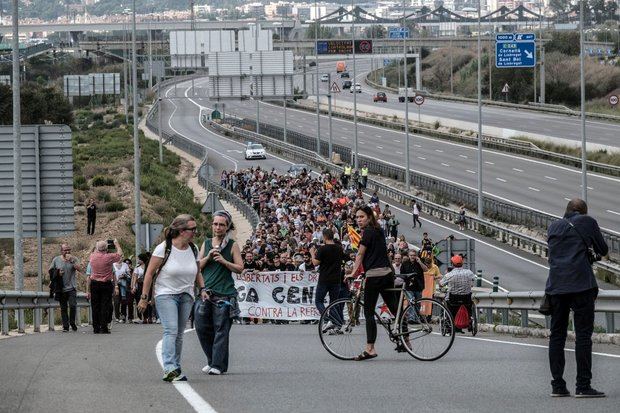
xmin=545 ymin=198 xmax=608 ymax=398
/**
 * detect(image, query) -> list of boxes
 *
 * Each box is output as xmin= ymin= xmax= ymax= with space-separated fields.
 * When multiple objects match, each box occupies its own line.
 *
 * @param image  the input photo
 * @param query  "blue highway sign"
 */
xmin=495 ymin=33 xmax=536 ymax=68
xmin=389 ymin=27 xmax=409 ymax=39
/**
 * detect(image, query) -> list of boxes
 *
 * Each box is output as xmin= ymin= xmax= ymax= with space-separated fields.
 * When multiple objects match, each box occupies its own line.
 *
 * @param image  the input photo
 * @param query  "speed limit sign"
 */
xmin=414 ymin=94 xmax=425 ymax=106
xmin=610 ymin=95 xmax=619 ymax=106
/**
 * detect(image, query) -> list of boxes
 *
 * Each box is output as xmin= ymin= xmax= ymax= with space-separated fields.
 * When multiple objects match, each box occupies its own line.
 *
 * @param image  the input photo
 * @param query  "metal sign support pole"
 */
xmin=132 ymin=0 xmax=142 ymax=255
xmin=328 ymin=74 xmax=333 ymax=160
xmin=403 ymin=0 xmax=410 ymax=191
xmin=352 ymin=0 xmax=358 ymax=169
xmin=158 ymin=74 xmax=163 ymax=163
xmin=477 ymin=0 xmax=483 ymax=218
xmin=314 ymin=0 xmax=321 ymax=156
xmin=579 ymin=0 xmax=587 ymax=202
xmin=123 ymin=21 xmax=129 ymax=124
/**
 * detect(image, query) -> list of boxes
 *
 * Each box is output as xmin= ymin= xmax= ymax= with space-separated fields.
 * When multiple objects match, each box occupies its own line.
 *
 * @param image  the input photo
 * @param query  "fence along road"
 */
xmin=156 ymin=78 xmax=620 ymax=292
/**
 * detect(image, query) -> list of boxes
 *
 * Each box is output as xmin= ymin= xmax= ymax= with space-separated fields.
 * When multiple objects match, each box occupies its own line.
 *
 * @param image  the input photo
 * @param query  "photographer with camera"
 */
xmin=88 ymin=239 xmax=123 ymax=334
xmin=544 ymin=198 xmax=608 ymax=398
xmin=49 ymin=243 xmax=84 ymax=332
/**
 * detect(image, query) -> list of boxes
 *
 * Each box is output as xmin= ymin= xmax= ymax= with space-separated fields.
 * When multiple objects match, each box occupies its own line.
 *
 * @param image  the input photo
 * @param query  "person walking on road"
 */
xmin=412 ymin=200 xmax=421 ymax=228
xmin=50 ymin=244 xmax=84 ymax=332
xmin=348 ymin=206 xmax=400 ymax=361
xmin=132 ymin=253 xmax=152 ymax=323
xmin=88 ymin=239 xmax=123 ymax=334
xmin=545 ymin=198 xmax=608 ymax=398
xmin=195 ymin=210 xmax=243 ymax=376
xmin=138 ymin=214 xmax=205 ymax=382
xmin=311 ymin=228 xmax=344 ymax=331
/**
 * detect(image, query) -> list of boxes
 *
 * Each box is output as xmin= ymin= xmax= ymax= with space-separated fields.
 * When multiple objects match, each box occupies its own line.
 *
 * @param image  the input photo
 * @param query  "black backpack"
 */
xmin=152 ymin=238 xmax=199 ymax=286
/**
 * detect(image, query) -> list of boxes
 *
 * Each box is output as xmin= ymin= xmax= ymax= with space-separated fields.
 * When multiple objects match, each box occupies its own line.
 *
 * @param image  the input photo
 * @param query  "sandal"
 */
xmin=354 ymin=351 xmax=378 ymax=361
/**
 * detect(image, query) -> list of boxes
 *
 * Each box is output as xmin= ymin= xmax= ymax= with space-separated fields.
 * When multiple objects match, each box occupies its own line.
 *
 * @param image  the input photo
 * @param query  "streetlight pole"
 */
xmin=279 ymin=24 xmax=288 ymax=143
xmin=403 ymin=0 xmax=410 ymax=191
xmin=132 ymin=0 xmax=142 ymax=255
xmin=579 ymin=0 xmax=587 ymax=202
xmin=123 ymin=19 xmax=129 ymax=124
xmin=314 ymin=0 xmax=321 ymax=156
xmin=352 ymin=0 xmax=358 ymax=169
xmin=12 ymin=0 xmax=23 ymax=299
xmin=254 ymin=19 xmax=260 ymax=134
xmin=477 ymin=0 xmax=483 ymax=217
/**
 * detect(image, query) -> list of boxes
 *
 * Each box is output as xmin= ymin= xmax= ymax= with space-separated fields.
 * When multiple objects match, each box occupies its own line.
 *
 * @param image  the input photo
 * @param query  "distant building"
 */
xmin=243 ymin=2 xmax=266 ymax=18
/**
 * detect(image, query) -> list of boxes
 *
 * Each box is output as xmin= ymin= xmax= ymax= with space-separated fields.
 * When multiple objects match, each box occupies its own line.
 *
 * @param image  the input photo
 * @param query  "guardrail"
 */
xmin=286 ymin=98 xmax=620 ymax=177
xmin=473 ymin=290 xmax=619 ymax=333
xmin=218 ymin=116 xmax=620 ymax=258
xmin=0 ymin=290 xmax=91 ymax=335
xmin=365 ymin=72 xmax=620 ymax=123
xmin=209 ymin=119 xmax=620 ymax=278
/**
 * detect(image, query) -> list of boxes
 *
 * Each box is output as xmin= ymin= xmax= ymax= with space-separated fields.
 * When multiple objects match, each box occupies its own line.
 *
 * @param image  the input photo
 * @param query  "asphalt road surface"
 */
xmin=1 ymin=323 xmax=619 ymax=413
xmin=302 ymin=59 xmax=620 ymax=148
xmin=172 ymin=79 xmax=620 ymax=232
xmin=158 ymin=79 xmax=618 ymax=293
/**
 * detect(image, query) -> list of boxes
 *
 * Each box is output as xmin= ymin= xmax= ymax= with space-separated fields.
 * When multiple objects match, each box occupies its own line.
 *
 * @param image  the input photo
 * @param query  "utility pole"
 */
xmin=352 ymin=0 xmax=358 ymax=169
xmin=254 ymin=18 xmax=260 ymax=134
xmin=477 ymin=0 xmax=483 ymax=217
xmin=403 ymin=0 xmax=410 ymax=191
xmin=12 ymin=0 xmax=24 ymax=302
xmin=579 ymin=0 xmax=587 ymax=202
xmin=328 ymin=72 xmax=333 ymax=159
xmin=132 ymin=0 xmax=142 ymax=255
xmin=123 ymin=19 xmax=129 ymax=124
xmin=158 ymin=73 xmax=163 ymax=163
xmin=148 ymin=21 xmax=153 ymax=89
xmin=314 ymin=0 xmax=321 ymax=156
xmin=190 ymin=0 xmax=195 ymax=30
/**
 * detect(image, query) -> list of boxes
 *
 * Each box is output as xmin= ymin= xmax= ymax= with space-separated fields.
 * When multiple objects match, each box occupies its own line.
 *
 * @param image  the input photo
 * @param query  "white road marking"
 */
xmin=414 ymin=144 xmax=421 ymax=148
xmin=457 ymin=335 xmax=620 ymax=359
xmin=394 ymin=139 xmax=401 ymax=143
xmin=466 ymin=169 xmax=476 ymax=174
xmin=564 ymin=197 xmax=571 ymax=201
xmin=341 ymin=136 xmax=349 ymax=140
xmin=512 ymin=168 xmax=523 ymax=172
xmin=579 ymin=185 xmax=594 ymax=190
xmin=396 ymin=151 xmax=403 ymax=154
xmin=485 ymin=161 xmax=495 ymax=165
xmin=441 ymin=163 xmax=450 ymax=167
xmin=607 ymin=210 xmax=620 ymax=216
xmin=459 ymin=155 xmax=468 ymax=159
xmin=377 ymin=146 xmax=383 ymax=149
xmin=156 ymin=329 xmax=218 ymax=413
xmin=544 ymin=176 xmax=557 ymax=181
xmin=528 ymin=187 xmax=541 ymax=192
xmin=496 ymin=178 xmax=507 ymax=182
xmin=360 ymin=140 xmax=366 ymax=144
xmin=417 ymin=156 xmax=426 ymax=160
xmin=435 ymin=149 xmax=443 ymax=153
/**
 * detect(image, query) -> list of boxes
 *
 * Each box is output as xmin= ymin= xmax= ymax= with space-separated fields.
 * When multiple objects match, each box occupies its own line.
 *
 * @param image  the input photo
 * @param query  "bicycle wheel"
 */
xmin=470 ymin=303 xmax=478 ymax=336
xmin=397 ymin=298 xmax=455 ymax=361
xmin=318 ymin=297 xmax=367 ymax=360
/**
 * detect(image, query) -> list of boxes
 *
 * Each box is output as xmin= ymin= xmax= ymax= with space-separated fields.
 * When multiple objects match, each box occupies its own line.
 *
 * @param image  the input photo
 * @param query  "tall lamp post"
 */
xmin=314 ymin=0 xmax=321 ymax=156
xmin=403 ymin=0 xmax=411 ymax=191
xmin=351 ymin=0 xmax=358 ymax=169
xmin=476 ymin=0 xmax=483 ymax=217
xmin=132 ymin=0 xmax=142 ymax=255
xmin=579 ymin=0 xmax=587 ymax=202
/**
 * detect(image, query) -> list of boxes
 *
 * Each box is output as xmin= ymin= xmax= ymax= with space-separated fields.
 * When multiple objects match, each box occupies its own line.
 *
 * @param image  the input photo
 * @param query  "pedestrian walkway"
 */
xmin=140 ymin=113 xmax=253 ymax=245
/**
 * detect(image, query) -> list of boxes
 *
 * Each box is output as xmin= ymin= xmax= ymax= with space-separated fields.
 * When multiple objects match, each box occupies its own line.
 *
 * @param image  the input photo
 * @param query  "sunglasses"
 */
xmin=184 ymin=227 xmax=198 ymax=233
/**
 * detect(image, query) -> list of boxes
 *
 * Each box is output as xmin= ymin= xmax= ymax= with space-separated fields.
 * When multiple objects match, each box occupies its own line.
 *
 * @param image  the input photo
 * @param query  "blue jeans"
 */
xmin=405 ymin=290 xmax=422 ymax=320
xmin=315 ymin=282 xmax=343 ymax=326
xmin=194 ymin=298 xmax=233 ymax=373
xmin=155 ymin=293 xmax=193 ymax=373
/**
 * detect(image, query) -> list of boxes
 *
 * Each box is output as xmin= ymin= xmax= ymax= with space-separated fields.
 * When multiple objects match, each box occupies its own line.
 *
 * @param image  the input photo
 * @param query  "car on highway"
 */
xmin=287 ymin=163 xmax=310 ymax=177
xmin=350 ymin=83 xmax=362 ymax=93
xmin=342 ymin=80 xmax=352 ymax=89
xmin=245 ymin=142 xmax=266 ymax=160
xmin=320 ymin=73 xmax=329 ymax=82
xmin=373 ymin=92 xmax=387 ymax=103
xmin=340 ymin=71 xmax=350 ymax=78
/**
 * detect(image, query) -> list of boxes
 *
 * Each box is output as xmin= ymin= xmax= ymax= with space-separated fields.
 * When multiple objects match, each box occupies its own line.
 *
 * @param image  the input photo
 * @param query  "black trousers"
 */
xmin=548 ymin=288 xmax=597 ymax=391
xmin=59 ymin=289 xmax=77 ymax=329
xmin=91 ymin=280 xmax=114 ymax=332
xmin=87 ymin=214 xmax=96 ymax=235
xmin=412 ymin=214 xmax=422 ymax=227
xmin=363 ymin=275 xmax=399 ymax=344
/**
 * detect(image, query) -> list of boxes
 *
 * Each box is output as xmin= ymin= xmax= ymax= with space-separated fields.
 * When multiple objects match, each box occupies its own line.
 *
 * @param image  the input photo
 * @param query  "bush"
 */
xmin=91 ymin=175 xmax=115 ymax=186
xmin=73 ymin=175 xmax=89 ymax=190
xmin=93 ymin=112 xmax=104 ymax=121
xmin=97 ymin=189 xmax=111 ymax=202
xmin=105 ymin=200 xmax=126 ymax=212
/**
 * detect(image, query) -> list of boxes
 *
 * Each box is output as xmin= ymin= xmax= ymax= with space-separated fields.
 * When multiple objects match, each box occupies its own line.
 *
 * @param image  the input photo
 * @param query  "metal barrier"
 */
xmin=0 ymin=290 xmax=91 ymax=335
xmin=473 ymin=290 xmax=619 ymax=333
xmin=209 ymin=120 xmax=620 ymax=277
xmin=218 ymin=116 xmax=620 ymax=257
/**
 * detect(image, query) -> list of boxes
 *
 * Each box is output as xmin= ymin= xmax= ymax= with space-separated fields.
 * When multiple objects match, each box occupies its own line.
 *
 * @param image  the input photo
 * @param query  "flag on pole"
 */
xmin=348 ymin=225 xmax=361 ymax=250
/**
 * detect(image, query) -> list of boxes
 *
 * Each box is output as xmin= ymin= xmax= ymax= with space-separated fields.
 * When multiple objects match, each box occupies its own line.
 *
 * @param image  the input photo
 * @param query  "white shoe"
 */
xmin=201 ymin=365 xmax=211 ymax=374
xmin=155 ymin=319 xmax=161 ymax=324
xmin=321 ymin=321 xmax=335 ymax=333
xmin=208 ymin=368 xmax=222 ymax=375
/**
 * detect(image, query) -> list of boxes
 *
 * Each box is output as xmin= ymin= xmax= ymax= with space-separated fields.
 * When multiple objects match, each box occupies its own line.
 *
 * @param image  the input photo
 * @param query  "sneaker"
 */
xmin=155 ymin=319 xmax=161 ymax=324
xmin=172 ymin=374 xmax=188 ymax=382
xmin=208 ymin=368 xmax=222 ymax=376
xmin=120 ymin=318 xmax=126 ymax=324
xmin=201 ymin=365 xmax=211 ymax=374
xmin=62 ymin=328 xmax=69 ymax=332
xmin=70 ymin=323 xmax=78 ymax=331
xmin=550 ymin=388 xmax=571 ymax=397
xmin=321 ymin=321 xmax=335 ymax=333
xmin=115 ymin=318 xmax=120 ymax=323
xmin=163 ymin=368 xmax=181 ymax=382
xmin=327 ymin=327 xmax=343 ymax=335
xmin=575 ymin=388 xmax=605 ymax=398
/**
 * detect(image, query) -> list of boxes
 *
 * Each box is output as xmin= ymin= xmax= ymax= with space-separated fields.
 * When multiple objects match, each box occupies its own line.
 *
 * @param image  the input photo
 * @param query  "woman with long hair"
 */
xmin=194 ymin=210 xmax=244 ymax=376
xmin=138 ymin=214 xmax=207 ymax=382
xmin=348 ymin=205 xmax=400 ymax=361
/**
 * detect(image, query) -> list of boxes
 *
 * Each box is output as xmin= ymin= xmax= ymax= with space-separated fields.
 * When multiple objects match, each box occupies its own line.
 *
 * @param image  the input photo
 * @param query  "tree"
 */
xmin=364 ymin=25 xmax=386 ymax=39
xmin=549 ymin=0 xmax=571 ymax=15
xmin=0 ymin=83 xmax=73 ymax=125
xmin=305 ymin=23 xmax=334 ymax=40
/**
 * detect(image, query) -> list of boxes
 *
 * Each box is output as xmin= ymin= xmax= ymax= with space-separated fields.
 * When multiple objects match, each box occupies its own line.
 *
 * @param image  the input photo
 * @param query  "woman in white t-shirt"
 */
xmin=138 ymin=214 xmax=208 ymax=382
xmin=112 ymin=260 xmax=130 ymax=322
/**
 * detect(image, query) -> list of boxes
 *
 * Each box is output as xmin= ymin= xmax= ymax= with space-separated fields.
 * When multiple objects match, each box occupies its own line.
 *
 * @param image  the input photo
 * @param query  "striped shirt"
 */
xmin=439 ymin=267 xmax=474 ymax=299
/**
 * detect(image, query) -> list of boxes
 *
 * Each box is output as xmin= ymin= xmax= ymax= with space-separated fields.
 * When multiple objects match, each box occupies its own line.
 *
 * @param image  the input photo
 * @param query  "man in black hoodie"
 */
xmin=545 ymin=198 xmax=608 ymax=398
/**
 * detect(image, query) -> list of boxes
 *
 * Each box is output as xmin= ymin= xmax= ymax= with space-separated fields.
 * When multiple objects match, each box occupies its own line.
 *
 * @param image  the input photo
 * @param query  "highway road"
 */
xmin=158 ymin=79 xmax=618 ymax=293
xmin=172 ymin=79 xmax=620 ymax=232
xmin=303 ymin=59 xmax=620 ymax=148
xmin=2 ymin=323 xmax=619 ymax=412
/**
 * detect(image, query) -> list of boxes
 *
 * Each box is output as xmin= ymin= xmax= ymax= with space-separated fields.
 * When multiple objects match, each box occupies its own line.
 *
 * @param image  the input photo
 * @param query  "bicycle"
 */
xmin=318 ymin=273 xmax=455 ymax=361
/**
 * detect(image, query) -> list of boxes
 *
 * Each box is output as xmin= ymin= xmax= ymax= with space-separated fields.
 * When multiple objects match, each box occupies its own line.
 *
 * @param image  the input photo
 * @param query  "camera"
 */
xmin=587 ymin=248 xmax=602 ymax=264
xmin=107 ymin=239 xmax=115 ymax=251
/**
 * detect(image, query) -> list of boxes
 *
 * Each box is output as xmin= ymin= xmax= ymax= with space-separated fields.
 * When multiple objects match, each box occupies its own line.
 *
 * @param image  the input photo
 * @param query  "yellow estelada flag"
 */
xmin=348 ymin=225 xmax=361 ymax=250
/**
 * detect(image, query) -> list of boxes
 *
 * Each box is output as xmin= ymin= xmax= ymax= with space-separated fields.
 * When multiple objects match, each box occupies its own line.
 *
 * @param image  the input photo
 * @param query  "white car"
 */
xmin=245 ymin=142 xmax=266 ymax=160
xmin=320 ymin=73 xmax=329 ymax=82
xmin=350 ymin=83 xmax=362 ymax=93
